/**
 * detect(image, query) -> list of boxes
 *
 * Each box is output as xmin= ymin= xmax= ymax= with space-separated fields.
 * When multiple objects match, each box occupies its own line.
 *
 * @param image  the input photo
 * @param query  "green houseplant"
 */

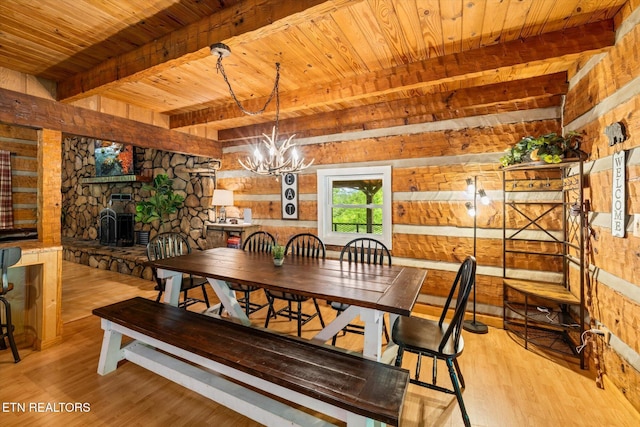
xmin=135 ymin=174 xmax=185 ymax=232
xmin=499 ymin=131 xmax=583 ymax=167
xmin=272 ymin=243 xmax=285 ymax=266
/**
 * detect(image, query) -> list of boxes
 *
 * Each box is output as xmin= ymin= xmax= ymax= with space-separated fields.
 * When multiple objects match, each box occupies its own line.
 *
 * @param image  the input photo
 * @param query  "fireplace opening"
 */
xmin=99 ymin=207 xmax=134 ymax=247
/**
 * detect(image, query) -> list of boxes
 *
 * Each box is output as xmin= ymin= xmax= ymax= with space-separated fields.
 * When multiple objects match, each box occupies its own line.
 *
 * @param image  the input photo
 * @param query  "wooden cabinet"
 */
xmin=502 ymin=160 xmax=586 ymax=368
xmin=205 ymin=223 xmax=259 ymax=249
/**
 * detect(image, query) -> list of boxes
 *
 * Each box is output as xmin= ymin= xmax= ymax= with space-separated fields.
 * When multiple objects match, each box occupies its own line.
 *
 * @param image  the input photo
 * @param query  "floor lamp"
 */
xmin=462 ymin=175 xmax=489 ymax=334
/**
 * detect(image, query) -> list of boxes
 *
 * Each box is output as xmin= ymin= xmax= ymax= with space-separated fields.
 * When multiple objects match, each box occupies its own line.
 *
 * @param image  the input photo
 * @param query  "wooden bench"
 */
xmin=93 ymin=297 xmax=409 ymax=426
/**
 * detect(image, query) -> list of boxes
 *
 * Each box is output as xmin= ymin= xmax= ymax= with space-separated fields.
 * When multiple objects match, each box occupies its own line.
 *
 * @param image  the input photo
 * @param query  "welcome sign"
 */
xmin=611 ymin=150 xmax=626 ymax=238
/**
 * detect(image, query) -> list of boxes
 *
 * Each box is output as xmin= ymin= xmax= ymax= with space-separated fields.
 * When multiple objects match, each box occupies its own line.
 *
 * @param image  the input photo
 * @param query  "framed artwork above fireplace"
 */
xmin=94 ymin=141 xmax=134 ymax=177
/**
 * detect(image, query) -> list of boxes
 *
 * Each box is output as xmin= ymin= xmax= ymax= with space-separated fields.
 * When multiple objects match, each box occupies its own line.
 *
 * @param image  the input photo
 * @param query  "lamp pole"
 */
xmin=463 ymin=175 xmax=489 ymax=334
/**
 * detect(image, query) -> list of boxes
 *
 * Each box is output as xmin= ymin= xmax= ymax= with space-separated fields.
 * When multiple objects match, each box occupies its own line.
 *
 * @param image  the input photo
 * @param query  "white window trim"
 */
xmin=317 ymin=165 xmax=392 ymax=248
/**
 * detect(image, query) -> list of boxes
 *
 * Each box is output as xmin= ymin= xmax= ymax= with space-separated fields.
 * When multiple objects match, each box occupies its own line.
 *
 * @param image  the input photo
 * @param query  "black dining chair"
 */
xmin=391 ymin=256 xmax=476 ymax=427
xmin=219 ymin=231 xmax=274 ymax=317
xmin=0 ymin=246 xmax=22 ymax=362
xmin=331 ymin=237 xmax=391 ymax=345
xmin=264 ymin=233 xmax=326 ymax=337
xmin=147 ymin=232 xmax=210 ymax=309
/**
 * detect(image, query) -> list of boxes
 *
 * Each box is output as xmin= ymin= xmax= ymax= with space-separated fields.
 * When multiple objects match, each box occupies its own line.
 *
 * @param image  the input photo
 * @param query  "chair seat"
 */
xmin=392 ymin=316 xmax=464 ymax=358
xmin=268 ymin=290 xmax=309 ymax=302
xmin=330 ymin=301 xmax=348 ymax=311
xmin=227 ymin=282 xmax=260 ymax=293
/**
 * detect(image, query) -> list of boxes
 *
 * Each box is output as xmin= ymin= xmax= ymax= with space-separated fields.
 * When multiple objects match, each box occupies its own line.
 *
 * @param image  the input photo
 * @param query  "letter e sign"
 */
xmin=281 ymin=173 xmax=298 ymax=219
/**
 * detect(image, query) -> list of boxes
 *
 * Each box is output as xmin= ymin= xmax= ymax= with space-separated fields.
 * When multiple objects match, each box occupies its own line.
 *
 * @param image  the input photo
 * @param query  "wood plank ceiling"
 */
xmin=0 ymin=0 xmax=624 ymax=145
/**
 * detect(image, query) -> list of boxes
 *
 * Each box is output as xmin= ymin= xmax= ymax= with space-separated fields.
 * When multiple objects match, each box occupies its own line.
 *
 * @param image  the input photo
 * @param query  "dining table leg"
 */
xmin=380 ymin=313 xmax=399 ymax=365
xmin=359 ymin=308 xmax=384 ymax=361
xmin=206 ymin=278 xmax=252 ymax=327
xmin=311 ymin=305 xmax=359 ymax=345
xmin=312 ymin=305 xmax=385 ymax=361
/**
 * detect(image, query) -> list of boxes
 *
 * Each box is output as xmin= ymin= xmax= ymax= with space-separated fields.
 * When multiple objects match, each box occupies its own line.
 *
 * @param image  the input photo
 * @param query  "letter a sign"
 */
xmin=611 ymin=150 xmax=626 ymax=238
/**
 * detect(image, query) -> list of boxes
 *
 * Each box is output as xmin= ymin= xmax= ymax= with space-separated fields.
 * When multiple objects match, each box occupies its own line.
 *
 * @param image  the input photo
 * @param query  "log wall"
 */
xmin=0 ymin=124 xmax=38 ymax=230
xmin=564 ymin=6 xmax=640 ymax=412
xmin=218 ymin=108 xmax=565 ymax=319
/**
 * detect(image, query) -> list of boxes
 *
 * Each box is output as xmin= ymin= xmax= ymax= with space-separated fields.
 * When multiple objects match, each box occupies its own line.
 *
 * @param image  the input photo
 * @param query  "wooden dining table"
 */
xmin=148 ymin=247 xmax=427 ymax=362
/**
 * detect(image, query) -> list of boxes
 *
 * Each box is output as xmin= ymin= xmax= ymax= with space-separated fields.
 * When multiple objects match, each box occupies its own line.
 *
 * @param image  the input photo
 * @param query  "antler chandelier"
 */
xmin=211 ymin=43 xmax=314 ymax=176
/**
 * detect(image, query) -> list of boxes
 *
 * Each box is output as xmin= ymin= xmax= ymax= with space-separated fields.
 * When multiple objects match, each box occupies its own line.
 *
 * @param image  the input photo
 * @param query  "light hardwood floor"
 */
xmin=0 ymin=261 xmax=639 ymax=426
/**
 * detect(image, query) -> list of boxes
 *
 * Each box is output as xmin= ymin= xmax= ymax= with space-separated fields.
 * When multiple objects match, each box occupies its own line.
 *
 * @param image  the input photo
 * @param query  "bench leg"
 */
xmin=97 ymin=319 xmax=124 ymax=375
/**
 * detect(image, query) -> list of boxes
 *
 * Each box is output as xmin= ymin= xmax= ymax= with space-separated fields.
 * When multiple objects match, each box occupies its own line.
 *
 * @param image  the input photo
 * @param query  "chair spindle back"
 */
xmin=340 ymin=237 xmax=391 ymax=266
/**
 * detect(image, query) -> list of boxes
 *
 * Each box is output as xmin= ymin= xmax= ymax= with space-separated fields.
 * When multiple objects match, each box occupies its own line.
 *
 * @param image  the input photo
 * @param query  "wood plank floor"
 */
xmin=0 ymin=261 xmax=639 ymax=426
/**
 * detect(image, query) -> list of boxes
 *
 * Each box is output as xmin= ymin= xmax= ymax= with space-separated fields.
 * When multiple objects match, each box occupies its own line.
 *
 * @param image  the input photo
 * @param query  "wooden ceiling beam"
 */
xmin=0 ymin=88 xmax=219 ymax=158
xmin=56 ymin=0 xmax=361 ymax=103
xmin=172 ymin=20 xmax=613 ymax=129
xmin=218 ymin=73 xmax=568 ymax=141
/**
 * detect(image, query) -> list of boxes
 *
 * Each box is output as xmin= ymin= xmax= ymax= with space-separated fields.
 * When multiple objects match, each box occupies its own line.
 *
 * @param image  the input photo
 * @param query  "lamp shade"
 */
xmin=212 ymin=189 xmax=234 ymax=207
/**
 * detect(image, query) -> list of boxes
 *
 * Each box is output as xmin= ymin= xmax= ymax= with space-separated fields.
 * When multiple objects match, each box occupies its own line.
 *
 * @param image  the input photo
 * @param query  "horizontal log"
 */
xmin=10 ymin=157 xmax=37 ymax=173
xmin=0 ymin=123 xmax=38 ymax=140
xmin=12 ymin=192 xmax=36 ymax=205
xmin=589 ymin=225 xmax=640 ymax=286
xmin=565 ymin=22 xmax=640 ymax=124
xmin=222 ymin=120 xmax=562 ymax=169
xmin=395 ymin=200 xmax=503 ymax=228
xmin=13 ymin=208 xmax=37 ymax=222
xmin=0 ymin=88 xmax=220 ymax=158
xmin=590 ymin=254 xmax=640 ymax=406
xmin=217 ymin=75 xmax=567 ymax=141
xmin=601 ymin=345 xmax=640 ymax=411
xmin=0 ymin=140 xmax=38 ymax=157
xmin=587 ymin=163 xmax=640 ymax=214
xmin=392 ymin=233 xmax=503 ymax=267
xmin=422 ymin=269 xmax=503 ymax=309
xmin=11 ymin=175 xmax=37 ymax=189
xmin=393 ymin=165 xmax=503 ymax=192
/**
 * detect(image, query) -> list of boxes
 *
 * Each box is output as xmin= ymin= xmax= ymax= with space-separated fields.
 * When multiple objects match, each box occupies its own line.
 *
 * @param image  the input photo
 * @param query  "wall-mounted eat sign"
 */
xmin=281 ymin=173 xmax=298 ymax=220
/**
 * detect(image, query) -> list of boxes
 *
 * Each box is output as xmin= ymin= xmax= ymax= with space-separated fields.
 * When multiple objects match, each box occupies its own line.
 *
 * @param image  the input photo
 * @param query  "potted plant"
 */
xmin=499 ymin=131 xmax=584 ymax=167
xmin=272 ymin=243 xmax=285 ymax=266
xmin=135 ymin=174 xmax=185 ymax=238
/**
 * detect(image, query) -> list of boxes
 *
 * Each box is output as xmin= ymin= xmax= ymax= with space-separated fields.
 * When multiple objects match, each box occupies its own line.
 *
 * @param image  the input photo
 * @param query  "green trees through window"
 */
xmin=331 ymin=179 xmax=383 ymax=234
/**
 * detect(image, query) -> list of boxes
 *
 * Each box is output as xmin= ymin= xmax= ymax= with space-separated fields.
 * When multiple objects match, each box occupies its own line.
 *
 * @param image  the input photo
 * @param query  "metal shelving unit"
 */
xmin=502 ymin=160 xmax=586 ymax=368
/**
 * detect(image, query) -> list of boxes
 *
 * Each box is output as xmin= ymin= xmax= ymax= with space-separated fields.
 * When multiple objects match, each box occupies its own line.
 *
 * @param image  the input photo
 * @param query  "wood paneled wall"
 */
xmin=0 ymin=124 xmax=38 ymax=229
xmin=564 ymin=5 xmax=640 ymax=412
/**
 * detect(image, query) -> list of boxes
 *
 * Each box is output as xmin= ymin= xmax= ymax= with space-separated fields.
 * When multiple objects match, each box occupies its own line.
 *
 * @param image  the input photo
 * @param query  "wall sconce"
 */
xmin=212 ymin=189 xmax=234 ymax=223
xmin=463 ymin=176 xmax=490 ymax=334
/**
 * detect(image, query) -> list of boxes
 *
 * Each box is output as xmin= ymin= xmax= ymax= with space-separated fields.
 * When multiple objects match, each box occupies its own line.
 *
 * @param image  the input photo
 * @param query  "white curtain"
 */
xmin=0 ymin=150 xmax=14 ymax=229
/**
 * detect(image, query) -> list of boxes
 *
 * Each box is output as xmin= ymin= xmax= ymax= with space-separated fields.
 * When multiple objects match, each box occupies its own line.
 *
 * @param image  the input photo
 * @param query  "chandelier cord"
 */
xmin=216 ymin=53 xmax=280 ymax=120
xmin=212 ymin=43 xmax=313 ymax=176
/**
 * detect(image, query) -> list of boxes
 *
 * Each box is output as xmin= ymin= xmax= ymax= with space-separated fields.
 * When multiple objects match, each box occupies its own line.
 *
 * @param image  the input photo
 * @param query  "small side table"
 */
xmin=205 ymin=223 xmax=259 ymax=249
